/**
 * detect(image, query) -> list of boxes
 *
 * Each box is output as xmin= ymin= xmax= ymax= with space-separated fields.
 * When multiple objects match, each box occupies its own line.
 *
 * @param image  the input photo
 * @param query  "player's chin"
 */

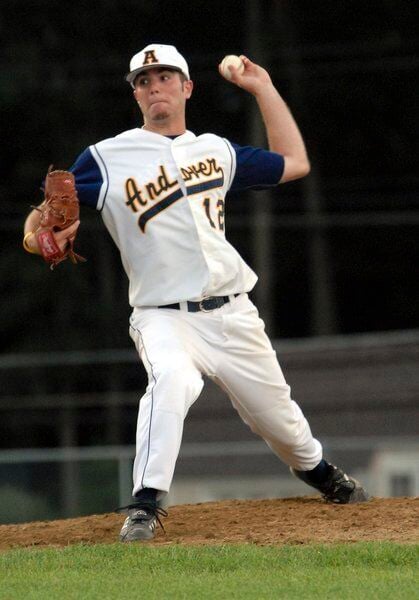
xmin=150 ymin=106 xmax=169 ymax=121
xmin=148 ymin=102 xmax=170 ymax=121
xmin=152 ymin=110 xmax=171 ymax=121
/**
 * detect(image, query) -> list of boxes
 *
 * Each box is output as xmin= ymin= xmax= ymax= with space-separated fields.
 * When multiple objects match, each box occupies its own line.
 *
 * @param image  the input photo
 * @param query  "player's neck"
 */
xmin=142 ymin=119 xmax=187 ymax=137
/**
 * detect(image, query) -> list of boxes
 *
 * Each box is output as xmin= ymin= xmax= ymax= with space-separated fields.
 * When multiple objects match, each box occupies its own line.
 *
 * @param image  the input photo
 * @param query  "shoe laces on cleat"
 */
xmin=116 ymin=501 xmax=168 ymax=532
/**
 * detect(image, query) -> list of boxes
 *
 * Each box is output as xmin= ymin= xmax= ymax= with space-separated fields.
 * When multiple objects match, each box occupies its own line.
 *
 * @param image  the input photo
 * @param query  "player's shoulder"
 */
xmin=195 ymin=132 xmax=227 ymax=143
xmin=93 ymin=128 xmax=143 ymax=151
xmin=193 ymin=132 xmax=234 ymax=153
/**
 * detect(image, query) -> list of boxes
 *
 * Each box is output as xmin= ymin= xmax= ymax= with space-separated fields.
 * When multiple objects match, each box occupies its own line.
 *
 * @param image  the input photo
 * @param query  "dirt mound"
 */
xmin=0 ymin=496 xmax=417 ymax=551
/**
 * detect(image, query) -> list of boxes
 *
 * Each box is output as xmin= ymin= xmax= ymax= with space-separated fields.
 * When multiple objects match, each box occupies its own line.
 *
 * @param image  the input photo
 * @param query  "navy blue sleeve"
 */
xmin=229 ymin=143 xmax=285 ymax=192
xmin=69 ymin=147 xmax=103 ymax=209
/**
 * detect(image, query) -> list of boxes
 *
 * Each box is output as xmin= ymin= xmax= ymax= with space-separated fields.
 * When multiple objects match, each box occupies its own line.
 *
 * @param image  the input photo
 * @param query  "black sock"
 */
xmin=133 ymin=487 xmax=158 ymax=503
xmin=296 ymin=459 xmax=332 ymax=485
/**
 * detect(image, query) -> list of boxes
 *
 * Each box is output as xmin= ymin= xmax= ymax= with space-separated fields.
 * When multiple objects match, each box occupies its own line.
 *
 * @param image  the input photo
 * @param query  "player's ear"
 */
xmin=184 ymin=79 xmax=193 ymax=99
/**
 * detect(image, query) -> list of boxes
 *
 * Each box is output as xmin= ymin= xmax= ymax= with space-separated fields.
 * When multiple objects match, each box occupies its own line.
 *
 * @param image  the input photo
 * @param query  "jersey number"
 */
xmin=203 ymin=197 xmax=224 ymax=231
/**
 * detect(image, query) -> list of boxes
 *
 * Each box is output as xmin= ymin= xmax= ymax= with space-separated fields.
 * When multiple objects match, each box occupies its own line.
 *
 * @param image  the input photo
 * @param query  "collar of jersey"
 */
xmin=136 ymin=128 xmax=196 ymax=143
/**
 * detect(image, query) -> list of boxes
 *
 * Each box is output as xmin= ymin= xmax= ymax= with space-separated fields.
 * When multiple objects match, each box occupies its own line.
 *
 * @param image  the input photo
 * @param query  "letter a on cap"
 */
xmin=143 ymin=50 xmax=158 ymax=66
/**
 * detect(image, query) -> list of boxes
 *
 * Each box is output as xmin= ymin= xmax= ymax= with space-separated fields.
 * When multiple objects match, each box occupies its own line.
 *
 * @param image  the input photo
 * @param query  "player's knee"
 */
xmin=153 ymin=357 xmax=203 ymax=413
xmin=246 ymin=402 xmax=305 ymax=447
xmin=154 ymin=356 xmax=198 ymax=384
xmin=275 ymin=383 xmax=292 ymax=403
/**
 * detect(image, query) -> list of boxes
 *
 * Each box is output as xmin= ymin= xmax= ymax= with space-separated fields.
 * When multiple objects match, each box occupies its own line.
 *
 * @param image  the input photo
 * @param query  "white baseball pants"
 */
xmin=129 ymin=293 xmax=322 ymax=499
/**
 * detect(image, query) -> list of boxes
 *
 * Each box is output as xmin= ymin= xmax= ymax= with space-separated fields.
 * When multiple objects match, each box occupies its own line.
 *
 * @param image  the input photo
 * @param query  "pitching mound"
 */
xmin=0 ymin=496 xmax=417 ymax=550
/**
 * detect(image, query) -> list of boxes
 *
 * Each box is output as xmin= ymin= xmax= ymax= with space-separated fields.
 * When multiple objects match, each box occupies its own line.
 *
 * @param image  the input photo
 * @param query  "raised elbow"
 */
xmin=300 ymin=159 xmax=311 ymax=178
xmin=280 ymin=157 xmax=311 ymax=183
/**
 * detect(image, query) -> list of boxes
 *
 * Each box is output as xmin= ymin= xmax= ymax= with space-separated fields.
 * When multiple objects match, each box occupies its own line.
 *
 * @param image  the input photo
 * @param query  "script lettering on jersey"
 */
xmin=125 ymin=158 xmax=225 ymax=233
xmin=181 ymin=158 xmax=223 ymax=182
xmin=125 ymin=166 xmax=178 ymax=213
xmin=182 ymin=157 xmax=225 ymax=197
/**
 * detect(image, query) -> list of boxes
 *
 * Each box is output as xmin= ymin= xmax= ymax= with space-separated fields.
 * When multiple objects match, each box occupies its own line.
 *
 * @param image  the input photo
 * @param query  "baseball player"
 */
xmin=23 ymin=44 xmax=369 ymax=541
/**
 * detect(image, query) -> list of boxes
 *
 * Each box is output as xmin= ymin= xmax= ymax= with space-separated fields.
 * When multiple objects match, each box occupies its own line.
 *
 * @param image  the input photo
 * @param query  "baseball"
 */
xmin=220 ymin=55 xmax=244 ymax=80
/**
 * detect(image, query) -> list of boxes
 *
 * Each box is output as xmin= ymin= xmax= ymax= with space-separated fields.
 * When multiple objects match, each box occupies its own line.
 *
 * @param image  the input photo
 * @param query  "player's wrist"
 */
xmin=252 ymin=80 xmax=277 ymax=101
xmin=23 ymin=231 xmax=40 ymax=255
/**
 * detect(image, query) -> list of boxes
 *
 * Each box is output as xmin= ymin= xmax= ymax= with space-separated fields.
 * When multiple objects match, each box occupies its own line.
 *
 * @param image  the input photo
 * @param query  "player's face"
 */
xmin=133 ymin=68 xmax=193 ymax=127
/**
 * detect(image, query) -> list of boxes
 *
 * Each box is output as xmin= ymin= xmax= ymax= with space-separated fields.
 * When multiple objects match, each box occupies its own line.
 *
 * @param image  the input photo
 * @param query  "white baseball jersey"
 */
xmin=70 ymin=128 xmax=284 ymax=307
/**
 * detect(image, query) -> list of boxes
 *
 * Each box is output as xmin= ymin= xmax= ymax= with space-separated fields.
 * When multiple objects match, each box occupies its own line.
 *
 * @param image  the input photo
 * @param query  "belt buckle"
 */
xmin=199 ymin=297 xmax=217 ymax=312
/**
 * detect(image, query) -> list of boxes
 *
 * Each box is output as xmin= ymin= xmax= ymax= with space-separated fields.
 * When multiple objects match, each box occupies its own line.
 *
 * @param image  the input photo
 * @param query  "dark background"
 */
xmin=1 ymin=0 xmax=418 ymax=350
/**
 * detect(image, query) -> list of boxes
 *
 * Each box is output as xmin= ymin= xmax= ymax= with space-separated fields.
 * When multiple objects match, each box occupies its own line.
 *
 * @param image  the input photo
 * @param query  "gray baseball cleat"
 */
xmin=291 ymin=462 xmax=370 ymax=504
xmin=117 ymin=501 xmax=168 ymax=542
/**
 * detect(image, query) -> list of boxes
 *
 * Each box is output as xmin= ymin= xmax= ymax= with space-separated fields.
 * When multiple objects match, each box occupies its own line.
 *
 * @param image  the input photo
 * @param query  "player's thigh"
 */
xmin=130 ymin=307 xmax=193 ymax=363
xmin=130 ymin=308 xmax=204 ymax=411
xmin=219 ymin=296 xmax=292 ymax=414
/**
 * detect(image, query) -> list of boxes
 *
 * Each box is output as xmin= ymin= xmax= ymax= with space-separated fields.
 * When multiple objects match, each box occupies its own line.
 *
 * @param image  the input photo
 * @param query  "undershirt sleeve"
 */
xmin=69 ymin=147 xmax=104 ymax=209
xmin=229 ymin=143 xmax=285 ymax=192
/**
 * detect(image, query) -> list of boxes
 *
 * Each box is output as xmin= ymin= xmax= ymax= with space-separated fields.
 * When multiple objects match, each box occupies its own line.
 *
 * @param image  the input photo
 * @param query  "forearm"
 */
xmin=24 ymin=206 xmax=42 ymax=235
xmin=254 ymin=84 xmax=309 ymax=172
xmin=23 ymin=207 xmax=43 ymax=253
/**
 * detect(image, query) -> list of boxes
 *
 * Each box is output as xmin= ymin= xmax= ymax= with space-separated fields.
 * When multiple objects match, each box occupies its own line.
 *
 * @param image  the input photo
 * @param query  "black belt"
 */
xmin=159 ymin=294 xmax=239 ymax=313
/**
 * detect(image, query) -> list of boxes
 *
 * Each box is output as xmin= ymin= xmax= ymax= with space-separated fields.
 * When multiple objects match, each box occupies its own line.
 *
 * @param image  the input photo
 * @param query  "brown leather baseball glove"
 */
xmin=33 ymin=167 xmax=86 ymax=269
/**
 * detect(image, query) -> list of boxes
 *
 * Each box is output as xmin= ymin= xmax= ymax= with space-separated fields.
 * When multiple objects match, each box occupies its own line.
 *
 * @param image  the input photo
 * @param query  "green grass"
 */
xmin=0 ymin=542 xmax=417 ymax=599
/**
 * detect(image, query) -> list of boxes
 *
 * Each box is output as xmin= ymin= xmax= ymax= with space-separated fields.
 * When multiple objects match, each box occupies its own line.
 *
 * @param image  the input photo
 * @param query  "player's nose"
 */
xmin=149 ymin=76 xmax=162 ymax=94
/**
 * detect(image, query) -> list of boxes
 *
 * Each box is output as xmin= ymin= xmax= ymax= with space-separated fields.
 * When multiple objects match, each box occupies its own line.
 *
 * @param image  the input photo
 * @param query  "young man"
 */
xmin=24 ymin=44 xmax=369 ymax=542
